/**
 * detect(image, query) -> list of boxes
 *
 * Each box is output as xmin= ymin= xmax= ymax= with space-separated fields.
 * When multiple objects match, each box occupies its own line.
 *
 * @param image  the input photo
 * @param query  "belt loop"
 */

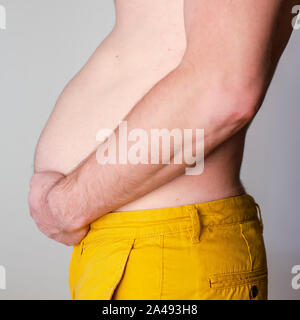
xmin=188 ymin=206 xmax=201 ymax=244
xmin=255 ymin=203 xmax=264 ymax=233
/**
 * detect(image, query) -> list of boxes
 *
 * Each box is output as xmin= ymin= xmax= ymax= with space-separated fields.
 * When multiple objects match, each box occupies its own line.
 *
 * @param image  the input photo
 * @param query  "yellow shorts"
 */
xmin=69 ymin=194 xmax=268 ymax=300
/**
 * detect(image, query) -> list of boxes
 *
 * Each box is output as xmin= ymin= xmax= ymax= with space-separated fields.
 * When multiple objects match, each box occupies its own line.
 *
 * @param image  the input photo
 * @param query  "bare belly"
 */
xmin=34 ymin=0 xmax=246 ymax=211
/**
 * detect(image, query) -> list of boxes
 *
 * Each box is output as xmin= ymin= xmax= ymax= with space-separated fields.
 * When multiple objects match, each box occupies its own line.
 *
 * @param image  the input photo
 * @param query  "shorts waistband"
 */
xmin=86 ymin=194 xmax=262 ymax=243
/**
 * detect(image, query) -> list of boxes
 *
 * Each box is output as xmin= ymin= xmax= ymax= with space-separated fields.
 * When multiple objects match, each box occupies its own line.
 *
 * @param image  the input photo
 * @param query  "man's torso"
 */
xmin=34 ymin=0 xmax=246 ymax=211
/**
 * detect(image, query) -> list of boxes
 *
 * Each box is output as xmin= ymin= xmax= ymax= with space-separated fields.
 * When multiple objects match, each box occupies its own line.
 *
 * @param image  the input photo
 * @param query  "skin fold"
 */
xmin=29 ymin=0 xmax=298 ymax=245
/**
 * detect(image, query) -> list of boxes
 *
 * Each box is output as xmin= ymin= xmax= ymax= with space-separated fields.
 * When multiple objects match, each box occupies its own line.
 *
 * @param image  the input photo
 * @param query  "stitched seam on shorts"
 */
xmin=159 ymin=235 xmax=164 ymax=300
xmin=205 ymin=217 xmax=258 ymax=229
xmin=239 ymin=223 xmax=253 ymax=270
xmin=105 ymin=240 xmax=134 ymax=300
xmin=83 ymin=218 xmax=259 ymax=246
xmin=91 ymin=217 xmax=191 ymax=231
xmin=132 ymin=227 xmax=192 ymax=239
xmin=209 ymin=267 xmax=267 ymax=278
xmin=210 ymin=276 xmax=267 ymax=290
xmin=85 ymin=218 xmax=259 ymax=245
xmin=80 ymin=237 xmax=131 ymax=256
xmin=83 ymin=226 xmax=193 ymax=244
xmin=208 ymin=268 xmax=267 ymax=289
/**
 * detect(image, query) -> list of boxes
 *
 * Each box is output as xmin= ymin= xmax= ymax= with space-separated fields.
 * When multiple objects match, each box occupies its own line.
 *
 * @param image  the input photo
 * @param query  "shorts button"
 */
xmin=250 ymin=285 xmax=258 ymax=299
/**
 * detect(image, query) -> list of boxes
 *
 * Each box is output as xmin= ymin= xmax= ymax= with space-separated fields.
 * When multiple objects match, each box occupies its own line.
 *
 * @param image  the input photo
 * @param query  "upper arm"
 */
xmin=182 ymin=0 xmax=296 ymax=85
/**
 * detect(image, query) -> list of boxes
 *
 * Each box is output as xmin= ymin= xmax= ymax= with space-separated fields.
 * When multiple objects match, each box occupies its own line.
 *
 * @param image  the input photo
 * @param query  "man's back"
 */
xmin=35 ymin=0 xmax=254 ymax=210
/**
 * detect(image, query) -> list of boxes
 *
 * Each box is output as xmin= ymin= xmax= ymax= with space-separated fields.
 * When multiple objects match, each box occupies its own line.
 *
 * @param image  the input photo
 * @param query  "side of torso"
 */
xmin=34 ymin=0 xmax=246 ymax=211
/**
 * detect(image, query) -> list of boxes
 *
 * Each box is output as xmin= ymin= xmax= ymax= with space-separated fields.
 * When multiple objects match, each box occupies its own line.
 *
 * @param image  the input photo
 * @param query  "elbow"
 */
xmin=197 ymin=77 xmax=263 ymax=134
xmin=177 ymin=60 xmax=265 ymax=131
xmin=226 ymin=86 xmax=262 ymax=130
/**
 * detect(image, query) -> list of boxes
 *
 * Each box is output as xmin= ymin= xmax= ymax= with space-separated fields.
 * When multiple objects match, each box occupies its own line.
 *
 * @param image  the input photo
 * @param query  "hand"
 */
xmin=28 ymin=172 xmax=89 ymax=246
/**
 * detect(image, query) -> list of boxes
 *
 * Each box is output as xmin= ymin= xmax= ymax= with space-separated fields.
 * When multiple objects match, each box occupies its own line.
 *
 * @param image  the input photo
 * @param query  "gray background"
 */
xmin=0 ymin=0 xmax=299 ymax=300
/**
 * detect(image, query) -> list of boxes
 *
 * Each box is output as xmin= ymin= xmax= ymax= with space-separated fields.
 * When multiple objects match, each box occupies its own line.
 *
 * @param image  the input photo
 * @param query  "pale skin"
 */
xmin=29 ymin=0 xmax=297 ymax=245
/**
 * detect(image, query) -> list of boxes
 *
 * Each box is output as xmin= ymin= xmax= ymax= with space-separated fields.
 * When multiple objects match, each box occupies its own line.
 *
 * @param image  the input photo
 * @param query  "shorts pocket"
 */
xmin=208 ymin=268 xmax=268 ymax=300
xmin=69 ymin=238 xmax=135 ymax=300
